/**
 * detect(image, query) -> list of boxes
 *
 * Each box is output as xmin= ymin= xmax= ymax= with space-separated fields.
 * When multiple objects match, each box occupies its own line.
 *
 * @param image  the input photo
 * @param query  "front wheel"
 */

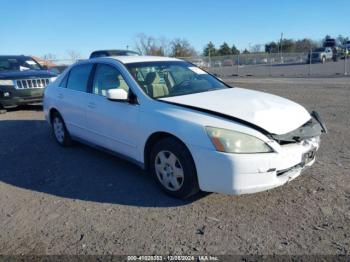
xmin=150 ymin=137 xmax=199 ymax=199
xmin=321 ymin=56 xmax=326 ymax=64
xmin=51 ymin=112 xmax=72 ymax=146
xmin=0 ymin=104 xmax=6 ymax=114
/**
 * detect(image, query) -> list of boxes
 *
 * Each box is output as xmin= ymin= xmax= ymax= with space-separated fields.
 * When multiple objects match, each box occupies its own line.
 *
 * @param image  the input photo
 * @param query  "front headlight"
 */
xmin=206 ymin=126 xmax=273 ymax=153
xmin=0 ymin=80 xmax=14 ymax=86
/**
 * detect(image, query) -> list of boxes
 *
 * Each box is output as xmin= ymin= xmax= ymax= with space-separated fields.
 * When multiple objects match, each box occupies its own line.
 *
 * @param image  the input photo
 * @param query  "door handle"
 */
xmin=88 ymin=102 xmax=96 ymax=109
xmin=58 ymin=93 xmax=64 ymax=99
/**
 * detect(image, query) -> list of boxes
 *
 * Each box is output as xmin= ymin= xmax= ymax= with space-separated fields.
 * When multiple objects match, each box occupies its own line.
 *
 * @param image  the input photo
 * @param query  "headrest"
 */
xmin=145 ymin=72 xmax=157 ymax=85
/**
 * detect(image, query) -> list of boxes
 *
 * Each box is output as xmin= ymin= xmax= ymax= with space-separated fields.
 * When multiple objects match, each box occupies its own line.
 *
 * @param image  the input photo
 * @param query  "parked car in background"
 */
xmin=323 ymin=38 xmax=342 ymax=61
xmin=344 ymin=40 xmax=350 ymax=51
xmin=213 ymin=60 xmax=222 ymax=67
xmin=89 ymin=49 xmax=140 ymax=59
xmin=190 ymin=58 xmax=208 ymax=68
xmin=0 ymin=55 xmax=57 ymax=113
xmin=307 ymin=47 xmax=333 ymax=64
xmin=44 ymin=56 xmax=326 ymax=199
xmin=323 ymin=38 xmax=337 ymax=48
xmin=223 ymin=59 xmax=234 ymax=67
xmin=260 ymin=58 xmax=268 ymax=64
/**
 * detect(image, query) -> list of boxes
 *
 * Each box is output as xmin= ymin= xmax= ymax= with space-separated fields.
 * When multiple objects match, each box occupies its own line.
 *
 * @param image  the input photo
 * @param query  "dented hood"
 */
xmin=160 ymin=88 xmax=311 ymax=135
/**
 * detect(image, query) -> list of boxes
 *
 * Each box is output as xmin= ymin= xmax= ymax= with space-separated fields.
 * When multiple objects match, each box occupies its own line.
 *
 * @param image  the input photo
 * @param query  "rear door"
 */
xmin=85 ymin=63 xmax=140 ymax=159
xmin=57 ymin=63 xmax=93 ymax=139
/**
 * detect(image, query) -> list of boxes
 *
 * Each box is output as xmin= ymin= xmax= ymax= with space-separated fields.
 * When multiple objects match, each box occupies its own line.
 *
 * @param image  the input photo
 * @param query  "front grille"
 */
xmin=15 ymin=78 xmax=50 ymax=89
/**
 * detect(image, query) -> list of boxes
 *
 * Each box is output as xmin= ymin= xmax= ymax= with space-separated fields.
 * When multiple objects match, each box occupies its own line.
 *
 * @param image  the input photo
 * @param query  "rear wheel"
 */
xmin=150 ymin=137 xmax=199 ymax=199
xmin=51 ymin=112 xmax=72 ymax=146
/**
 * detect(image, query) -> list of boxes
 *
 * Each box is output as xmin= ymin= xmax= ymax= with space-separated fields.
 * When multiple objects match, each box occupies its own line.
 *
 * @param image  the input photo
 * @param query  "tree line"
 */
xmin=41 ymin=34 xmax=349 ymax=60
xmin=264 ymin=35 xmax=349 ymax=53
xmin=134 ymin=34 xmax=349 ymax=57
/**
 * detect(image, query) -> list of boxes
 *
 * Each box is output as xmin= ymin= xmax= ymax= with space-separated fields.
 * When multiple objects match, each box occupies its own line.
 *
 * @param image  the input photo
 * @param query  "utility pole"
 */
xmin=208 ymin=48 xmax=212 ymax=68
xmin=280 ymin=32 xmax=283 ymax=63
xmin=345 ymin=50 xmax=348 ymax=76
xmin=309 ymin=48 xmax=312 ymax=76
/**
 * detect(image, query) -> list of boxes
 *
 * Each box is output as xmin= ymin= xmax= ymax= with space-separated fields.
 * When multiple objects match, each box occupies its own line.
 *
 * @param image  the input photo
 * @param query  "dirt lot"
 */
xmin=0 ymin=77 xmax=349 ymax=256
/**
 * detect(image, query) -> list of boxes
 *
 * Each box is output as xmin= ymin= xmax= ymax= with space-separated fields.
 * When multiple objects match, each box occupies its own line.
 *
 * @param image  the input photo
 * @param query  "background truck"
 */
xmin=307 ymin=47 xmax=333 ymax=64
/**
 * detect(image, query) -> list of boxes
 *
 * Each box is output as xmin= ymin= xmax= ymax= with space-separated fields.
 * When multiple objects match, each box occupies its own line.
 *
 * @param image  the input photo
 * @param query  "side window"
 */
xmin=59 ymin=73 xmax=69 ymax=88
xmin=92 ymin=64 xmax=129 ymax=97
xmin=66 ymin=64 xmax=93 ymax=92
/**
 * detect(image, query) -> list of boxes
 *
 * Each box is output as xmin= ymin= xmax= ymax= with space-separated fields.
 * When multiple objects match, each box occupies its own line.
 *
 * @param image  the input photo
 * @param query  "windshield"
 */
xmin=0 ymin=57 xmax=42 ymax=72
xmin=126 ymin=61 xmax=228 ymax=98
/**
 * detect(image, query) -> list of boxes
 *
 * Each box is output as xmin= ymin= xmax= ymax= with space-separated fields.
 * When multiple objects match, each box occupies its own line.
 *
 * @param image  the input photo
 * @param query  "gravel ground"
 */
xmin=0 ymin=77 xmax=349 ymax=256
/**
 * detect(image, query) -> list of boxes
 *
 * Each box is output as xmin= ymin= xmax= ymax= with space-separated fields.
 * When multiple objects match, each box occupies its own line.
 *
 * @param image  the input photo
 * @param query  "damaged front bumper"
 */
xmin=189 ymin=136 xmax=320 ymax=195
xmin=189 ymin=111 xmax=326 ymax=195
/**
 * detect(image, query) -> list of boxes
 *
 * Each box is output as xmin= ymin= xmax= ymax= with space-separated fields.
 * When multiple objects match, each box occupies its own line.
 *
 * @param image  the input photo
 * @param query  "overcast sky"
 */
xmin=1 ymin=0 xmax=349 ymax=58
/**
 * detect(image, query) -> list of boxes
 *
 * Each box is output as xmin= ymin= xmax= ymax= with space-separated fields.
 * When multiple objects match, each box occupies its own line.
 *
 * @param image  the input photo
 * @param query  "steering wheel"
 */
xmin=171 ymin=79 xmax=191 ymax=93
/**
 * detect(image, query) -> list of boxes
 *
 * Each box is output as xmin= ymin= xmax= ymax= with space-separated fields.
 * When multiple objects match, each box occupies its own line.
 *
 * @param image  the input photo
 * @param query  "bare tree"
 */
xmin=41 ymin=53 xmax=56 ymax=61
xmin=170 ymin=38 xmax=197 ymax=57
xmin=66 ymin=50 xmax=82 ymax=61
xmin=134 ymin=34 xmax=169 ymax=56
xmin=251 ymin=44 xmax=262 ymax=53
xmin=40 ymin=53 xmax=57 ymax=67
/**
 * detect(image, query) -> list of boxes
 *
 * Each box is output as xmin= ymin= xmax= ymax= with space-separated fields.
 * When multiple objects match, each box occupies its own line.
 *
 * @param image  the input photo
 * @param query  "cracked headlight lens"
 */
xmin=206 ymin=126 xmax=273 ymax=153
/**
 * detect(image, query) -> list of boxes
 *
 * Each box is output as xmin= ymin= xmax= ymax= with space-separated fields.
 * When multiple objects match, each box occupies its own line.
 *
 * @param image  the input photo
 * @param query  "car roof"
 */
xmin=91 ymin=49 xmax=138 ymax=54
xmin=89 ymin=49 xmax=140 ymax=58
xmin=0 ymin=55 xmax=31 ymax=59
xmin=92 ymin=55 xmax=182 ymax=64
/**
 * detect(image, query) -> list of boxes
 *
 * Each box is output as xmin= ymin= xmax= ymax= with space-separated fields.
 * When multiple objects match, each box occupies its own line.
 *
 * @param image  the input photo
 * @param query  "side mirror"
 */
xmin=106 ymin=88 xmax=129 ymax=101
xmin=42 ymin=65 xmax=48 ymax=70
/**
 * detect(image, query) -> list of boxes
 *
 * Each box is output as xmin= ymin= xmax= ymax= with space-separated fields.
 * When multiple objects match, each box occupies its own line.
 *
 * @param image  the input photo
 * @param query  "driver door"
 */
xmin=85 ymin=63 xmax=140 ymax=160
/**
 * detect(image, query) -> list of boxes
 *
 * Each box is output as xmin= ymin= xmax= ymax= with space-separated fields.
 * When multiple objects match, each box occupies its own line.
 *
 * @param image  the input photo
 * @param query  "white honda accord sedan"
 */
xmin=43 ymin=56 xmax=327 ymax=198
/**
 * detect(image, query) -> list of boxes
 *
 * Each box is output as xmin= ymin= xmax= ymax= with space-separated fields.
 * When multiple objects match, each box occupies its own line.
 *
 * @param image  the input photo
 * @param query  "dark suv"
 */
xmin=0 ymin=55 xmax=57 ymax=112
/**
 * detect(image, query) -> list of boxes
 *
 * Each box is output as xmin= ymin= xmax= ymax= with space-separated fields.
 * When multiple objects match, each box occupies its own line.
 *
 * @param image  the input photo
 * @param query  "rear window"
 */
xmin=66 ymin=64 xmax=93 ymax=92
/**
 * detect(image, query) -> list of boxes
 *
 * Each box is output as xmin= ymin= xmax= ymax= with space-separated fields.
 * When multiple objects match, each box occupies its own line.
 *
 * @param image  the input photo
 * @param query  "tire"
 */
xmin=51 ymin=112 xmax=72 ymax=147
xmin=321 ymin=56 xmax=326 ymax=64
xmin=0 ymin=104 xmax=6 ymax=114
xmin=150 ymin=137 xmax=199 ymax=199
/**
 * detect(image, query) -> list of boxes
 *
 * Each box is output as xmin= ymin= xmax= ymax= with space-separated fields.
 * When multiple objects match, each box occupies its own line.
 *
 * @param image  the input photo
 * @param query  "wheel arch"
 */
xmin=48 ymin=107 xmax=61 ymax=124
xmin=143 ymin=131 xmax=196 ymax=171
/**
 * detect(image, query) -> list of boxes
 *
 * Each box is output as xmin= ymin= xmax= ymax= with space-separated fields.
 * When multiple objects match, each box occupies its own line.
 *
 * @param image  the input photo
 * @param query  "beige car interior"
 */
xmin=142 ymin=72 xmax=175 ymax=98
xmin=93 ymin=71 xmax=129 ymax=97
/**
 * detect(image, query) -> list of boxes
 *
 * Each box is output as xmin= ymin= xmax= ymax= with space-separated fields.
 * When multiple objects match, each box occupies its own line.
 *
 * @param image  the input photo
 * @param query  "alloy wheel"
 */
xmin=53 ymin=116 xmax=65 ymax=143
